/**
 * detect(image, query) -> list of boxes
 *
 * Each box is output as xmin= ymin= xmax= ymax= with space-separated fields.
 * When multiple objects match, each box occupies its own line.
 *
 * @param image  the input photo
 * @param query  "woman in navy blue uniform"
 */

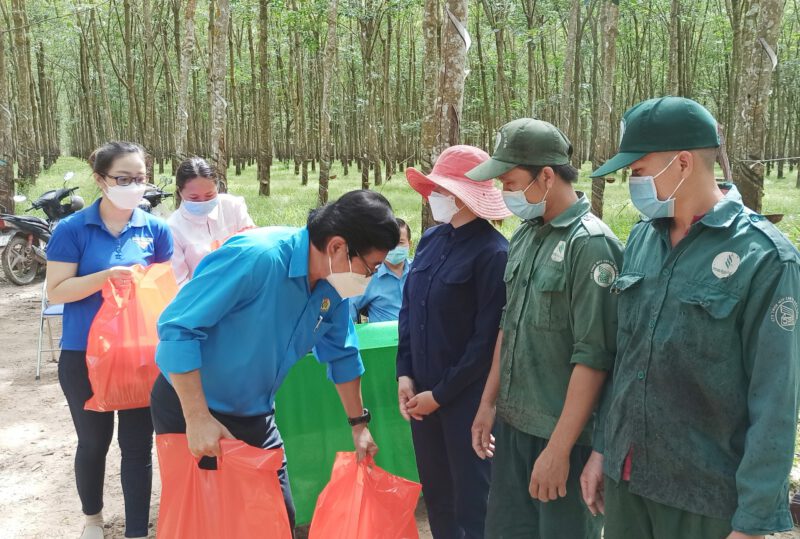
xmin=46 ymin=142 xmax=173 ymax=539
xmin=397 ymin=145 xmax=511 ymax=538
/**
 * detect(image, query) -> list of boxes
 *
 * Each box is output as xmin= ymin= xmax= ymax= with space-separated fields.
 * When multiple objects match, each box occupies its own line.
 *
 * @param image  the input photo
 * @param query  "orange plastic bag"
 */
xmin=309 ymin=452 xmax=422 ymax=539
xmin=84 ymin=263 xmax=178 ymax=411
xmin=156 ymin=433 xmax=292 ymax=539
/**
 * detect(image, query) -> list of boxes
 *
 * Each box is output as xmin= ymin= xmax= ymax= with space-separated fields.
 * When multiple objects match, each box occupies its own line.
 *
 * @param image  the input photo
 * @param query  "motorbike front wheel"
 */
xmin=1 ymin=235 xmax=40 ymax=285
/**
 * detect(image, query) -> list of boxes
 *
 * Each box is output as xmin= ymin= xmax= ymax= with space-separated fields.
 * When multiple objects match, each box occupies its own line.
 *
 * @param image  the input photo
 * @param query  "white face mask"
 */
xmin=327 ymin=252 xmax=372 ymax=299
xmin=105 ymin=183 xmax=147 ymax=211
xmin=428 ymin=192 xmax=461 ymax=224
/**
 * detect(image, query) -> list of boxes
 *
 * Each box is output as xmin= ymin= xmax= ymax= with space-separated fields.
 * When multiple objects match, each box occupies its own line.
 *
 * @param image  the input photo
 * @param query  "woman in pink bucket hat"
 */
xmin=397 ymin=145 xmax=509 ymax=538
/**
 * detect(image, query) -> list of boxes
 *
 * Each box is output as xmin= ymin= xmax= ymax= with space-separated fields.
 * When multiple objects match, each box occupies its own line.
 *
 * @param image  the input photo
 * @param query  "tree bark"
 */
xmin=10 ymin=0 xmax=39 ymax=181
xmin=208 ymin=0 xmax=230 ymax=191
xmin=257 ymin=0 xmax=272 ymax=196
xmin=318 ymin=0 xmax=338 ymax=206
xmin=591 ymin=0 xmax=619 ymax=219
xmin=0 ymin=19 xmax=13 ymax=212
xmin=730 ymin=0 xmax=784 ymax=211
xmin=175 ymin=0 xmax=197 ymax=165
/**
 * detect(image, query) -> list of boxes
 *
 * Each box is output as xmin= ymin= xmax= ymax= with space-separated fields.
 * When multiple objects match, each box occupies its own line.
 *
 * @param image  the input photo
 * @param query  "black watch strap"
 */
xmin=348 ymin=408 xmax=371 ymax=427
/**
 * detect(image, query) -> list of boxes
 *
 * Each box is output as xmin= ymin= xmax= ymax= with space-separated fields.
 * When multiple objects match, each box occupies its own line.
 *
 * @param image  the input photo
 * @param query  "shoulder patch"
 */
xmin=746 ymin=210 xmax=800 ymax=264
xmin=580 ymin=213 xmax=614 ymax=238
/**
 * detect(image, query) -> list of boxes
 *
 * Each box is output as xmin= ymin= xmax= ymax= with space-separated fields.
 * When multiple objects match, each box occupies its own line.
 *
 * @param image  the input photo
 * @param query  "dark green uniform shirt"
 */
xmin=498 ymin=194 xmax=623 ymax=445
xmin=600 ymin=185 xmax=800 ymax=535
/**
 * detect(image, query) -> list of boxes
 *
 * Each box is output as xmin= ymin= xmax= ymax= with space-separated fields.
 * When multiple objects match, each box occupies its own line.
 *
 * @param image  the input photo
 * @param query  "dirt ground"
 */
xmin=0 ymin=275 xmax=794 ymax=539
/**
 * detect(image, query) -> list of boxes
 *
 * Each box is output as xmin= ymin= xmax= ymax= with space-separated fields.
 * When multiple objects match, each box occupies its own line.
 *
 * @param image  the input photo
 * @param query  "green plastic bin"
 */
xmin=274 ymin=321 xmax=419 ymax=525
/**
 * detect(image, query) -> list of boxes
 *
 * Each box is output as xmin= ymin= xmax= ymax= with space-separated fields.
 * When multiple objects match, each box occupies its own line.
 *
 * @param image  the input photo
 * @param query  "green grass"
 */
xmin=12 ymin=156 xmax=800 ymax=247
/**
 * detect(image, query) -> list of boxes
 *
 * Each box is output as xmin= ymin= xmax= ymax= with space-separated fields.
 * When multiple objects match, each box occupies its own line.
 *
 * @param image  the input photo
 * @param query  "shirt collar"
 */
xmin=288 ymin=227 xmax=310 ymax=278
xmin=84 ymin=198 xmax=147 ymax=229
xmin=698 ymin=183 xmax=743 ymax=229
xmin=438 ymin=217 xmax=490 ymax=242
xmin=377 ymin=259 xmax=410 ymax=279
xmin=549 ymin=192 xmax=590 ymax=228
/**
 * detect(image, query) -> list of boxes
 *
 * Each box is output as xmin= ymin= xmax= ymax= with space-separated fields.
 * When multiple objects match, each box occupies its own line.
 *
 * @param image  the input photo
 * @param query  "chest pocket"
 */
xmin=439 ymin=262 xmax=472 ymax=286
xmin=406 ymin=260 xmax=433 ymax=300
xmin=529 ymin=267 xmax=568 ymax=330
xmin=612 ymin=272 xmax=645 ymax=334
xmin=503 ymin=258 xmax=521 ymax=285
xmin=676 ymin=281 xmax=740 ymax=320
xmin=673 ymin=281 xmax=741 ymax=363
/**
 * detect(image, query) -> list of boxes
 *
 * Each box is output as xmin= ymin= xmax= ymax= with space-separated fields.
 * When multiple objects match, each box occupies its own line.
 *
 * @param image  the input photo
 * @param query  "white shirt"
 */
xmin=167 ymin=193 xmax=255 ymax=286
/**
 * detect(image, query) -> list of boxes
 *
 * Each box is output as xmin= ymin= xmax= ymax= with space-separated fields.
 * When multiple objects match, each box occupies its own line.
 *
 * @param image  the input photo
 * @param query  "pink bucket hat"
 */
xmin=406 ymin=145 xmax=512 ymax=221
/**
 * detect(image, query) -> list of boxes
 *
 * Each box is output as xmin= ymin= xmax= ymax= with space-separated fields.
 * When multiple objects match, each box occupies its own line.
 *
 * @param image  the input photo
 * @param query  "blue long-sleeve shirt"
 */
xmin=396 ymin=219 xmax=508 ymax=406
xmin=156 ymin=227 xmax=364 ymax=416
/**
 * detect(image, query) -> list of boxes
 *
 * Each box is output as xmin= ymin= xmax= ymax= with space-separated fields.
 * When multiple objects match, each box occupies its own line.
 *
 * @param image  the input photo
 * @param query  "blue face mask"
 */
xmin=385 ymin=246 xmax=409 ymax=265
xmin=629 ymin=154 xmax=685 ymax=219
xmin=182 ymin=196 xmax=219 ymax=217
xmin=502 ymin=177 xmax=550 ymax=220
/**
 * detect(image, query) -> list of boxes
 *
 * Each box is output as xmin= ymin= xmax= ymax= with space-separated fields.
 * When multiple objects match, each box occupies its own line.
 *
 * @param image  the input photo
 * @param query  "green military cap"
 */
xmin=466 ymin=118 xmax=573 ymax=181
xmin=591 ymin=96 xmax=721 ymax=178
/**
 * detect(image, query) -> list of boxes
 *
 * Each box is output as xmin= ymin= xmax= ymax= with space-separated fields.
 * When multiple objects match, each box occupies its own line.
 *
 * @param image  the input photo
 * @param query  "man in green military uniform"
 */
xmin=580 ymin=96 xmax=800 ymax=539
xmin=467 ymin=118 xmax=623 ymax=538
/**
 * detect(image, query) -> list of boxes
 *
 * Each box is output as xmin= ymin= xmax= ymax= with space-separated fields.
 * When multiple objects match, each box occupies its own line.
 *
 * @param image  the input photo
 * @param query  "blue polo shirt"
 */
xmin=155 ymin=226 xmax=365 ymax=416
xmin=350 ymin=259 xmax=411 ymax=323
xmin=46 ymin=199 xmax=173 ymax=351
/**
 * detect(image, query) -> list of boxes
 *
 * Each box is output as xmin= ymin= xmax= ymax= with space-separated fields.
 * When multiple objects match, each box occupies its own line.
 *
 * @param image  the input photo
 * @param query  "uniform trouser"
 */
xmin=149 ymin=375 xmax=296 ymax=534
xmin=603 ymin=475 xmax=731 ymax=539
xmin=410 ymin=388 xmax=491 ymax=539
xmin=484 ymin=419 xmax=603 ymax=539
xmin=58 ymin=350 xmax=153 ymax=538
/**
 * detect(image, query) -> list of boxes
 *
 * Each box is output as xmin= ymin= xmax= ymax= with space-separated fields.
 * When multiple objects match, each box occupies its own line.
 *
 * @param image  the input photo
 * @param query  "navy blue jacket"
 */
xmin=397 ymin=218 xmax=508 ymax=406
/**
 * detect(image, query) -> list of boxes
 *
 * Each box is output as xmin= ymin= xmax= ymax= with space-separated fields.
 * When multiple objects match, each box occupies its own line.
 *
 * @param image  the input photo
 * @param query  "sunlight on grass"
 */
xmin=13 ymin=156 xmax=800 ymax=248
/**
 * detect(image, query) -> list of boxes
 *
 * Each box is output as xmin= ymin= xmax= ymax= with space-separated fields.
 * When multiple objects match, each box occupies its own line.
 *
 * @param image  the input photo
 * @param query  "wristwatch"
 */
xmin=348 ymin=408 xmax=371 ymax=427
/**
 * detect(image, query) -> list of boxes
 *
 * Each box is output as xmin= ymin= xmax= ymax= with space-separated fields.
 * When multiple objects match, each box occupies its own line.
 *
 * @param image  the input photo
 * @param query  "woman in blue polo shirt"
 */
xmin=46 ymin=141 xmax=173 ymax=539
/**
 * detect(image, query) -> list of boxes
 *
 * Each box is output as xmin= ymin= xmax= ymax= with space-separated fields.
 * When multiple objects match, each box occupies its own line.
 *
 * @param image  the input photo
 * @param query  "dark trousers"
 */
xmin=58 ymin=350 xmax=153 ymax=538
xmin=603 ymin=476 xmax=731 ymax=539
xmin=484 ymin=419 xmax=603 ymax=539
xmin=150 ymin=374 xmax=296 ymax=533
xmin=410 ymin=388 xmax=491 ymax=539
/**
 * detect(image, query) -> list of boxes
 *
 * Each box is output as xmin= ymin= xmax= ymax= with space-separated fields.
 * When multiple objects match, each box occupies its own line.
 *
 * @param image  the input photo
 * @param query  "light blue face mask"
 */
xmin=182 ymin=196 xmax=219 ymax=217
xmin=628 ymin=154 xmax=685 ymax=219
xmin=385 ymin=246 xmax=409 ymax=265
xmin=502 ymin=177 xmax=550 ymax=220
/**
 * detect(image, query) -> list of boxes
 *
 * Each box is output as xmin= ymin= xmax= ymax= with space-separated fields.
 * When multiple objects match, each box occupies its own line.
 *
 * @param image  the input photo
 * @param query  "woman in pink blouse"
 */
xmin=167 ymin=157 xmax=255 ymax=286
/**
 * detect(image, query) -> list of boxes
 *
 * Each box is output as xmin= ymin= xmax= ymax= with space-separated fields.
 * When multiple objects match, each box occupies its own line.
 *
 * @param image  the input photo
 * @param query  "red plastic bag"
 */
xmin=309 ymin=452 xmax=422 ymax=539
xmin=84 ymin=263 xmax=178 ymax=411
xmin=156 ymin=433 xmax=292 ymax=539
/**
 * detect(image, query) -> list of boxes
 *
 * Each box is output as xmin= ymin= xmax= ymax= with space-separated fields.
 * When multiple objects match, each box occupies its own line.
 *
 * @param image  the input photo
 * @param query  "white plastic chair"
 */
xmin=36 ymin=279 xmax=63 ymax=380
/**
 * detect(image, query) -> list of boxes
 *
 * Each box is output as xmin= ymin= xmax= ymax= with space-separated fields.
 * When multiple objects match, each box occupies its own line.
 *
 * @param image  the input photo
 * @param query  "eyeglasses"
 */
xmin=354 ymin=252 xmax=376 ymax=278
xmin=103 ymin=174 xmax=147 ymax=187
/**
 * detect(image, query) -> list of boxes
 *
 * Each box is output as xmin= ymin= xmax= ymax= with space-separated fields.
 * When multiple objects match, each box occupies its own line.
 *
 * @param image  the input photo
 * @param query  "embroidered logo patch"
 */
xmin=591 ymin=260 xmax=618 ymax=288
xmin=771 ymin=297 xmax=798 ymax=332
xmin=132 ymin=236 xmax=153 ymax=250
xmin=551 ymin=241 xmax=566 ymax=263
xmin=320 ymin=298 xmax=331 ymax=313
xmin=711 ymin=251 xmax=740 ymax=279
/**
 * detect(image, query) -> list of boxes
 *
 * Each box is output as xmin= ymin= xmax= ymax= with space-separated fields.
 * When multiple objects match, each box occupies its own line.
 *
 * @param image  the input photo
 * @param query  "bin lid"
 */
xmin=355 ymin=321 xmax=399 ymax=351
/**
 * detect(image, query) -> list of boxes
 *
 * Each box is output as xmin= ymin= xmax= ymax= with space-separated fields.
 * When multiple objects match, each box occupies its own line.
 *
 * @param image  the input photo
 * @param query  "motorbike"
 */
xmin=138 ymin=178 xmax=173 ymax=218
xmin=0 ymin=172 xmax=84 ymax=285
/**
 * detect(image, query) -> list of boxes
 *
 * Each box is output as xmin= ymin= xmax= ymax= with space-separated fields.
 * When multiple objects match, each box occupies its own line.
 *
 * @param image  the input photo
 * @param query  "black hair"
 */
xmin=88 ymin=141 xmax=146 ymax=176
xmin=396 ymin=218 xmax=411 ymax=243
xmin=176 ymin=156 xmax=215 ymax=191
xmin=308 ymin=190 xmax=400 ymax=256
xmin=518 ymin=163 xmax=579 ymax=184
